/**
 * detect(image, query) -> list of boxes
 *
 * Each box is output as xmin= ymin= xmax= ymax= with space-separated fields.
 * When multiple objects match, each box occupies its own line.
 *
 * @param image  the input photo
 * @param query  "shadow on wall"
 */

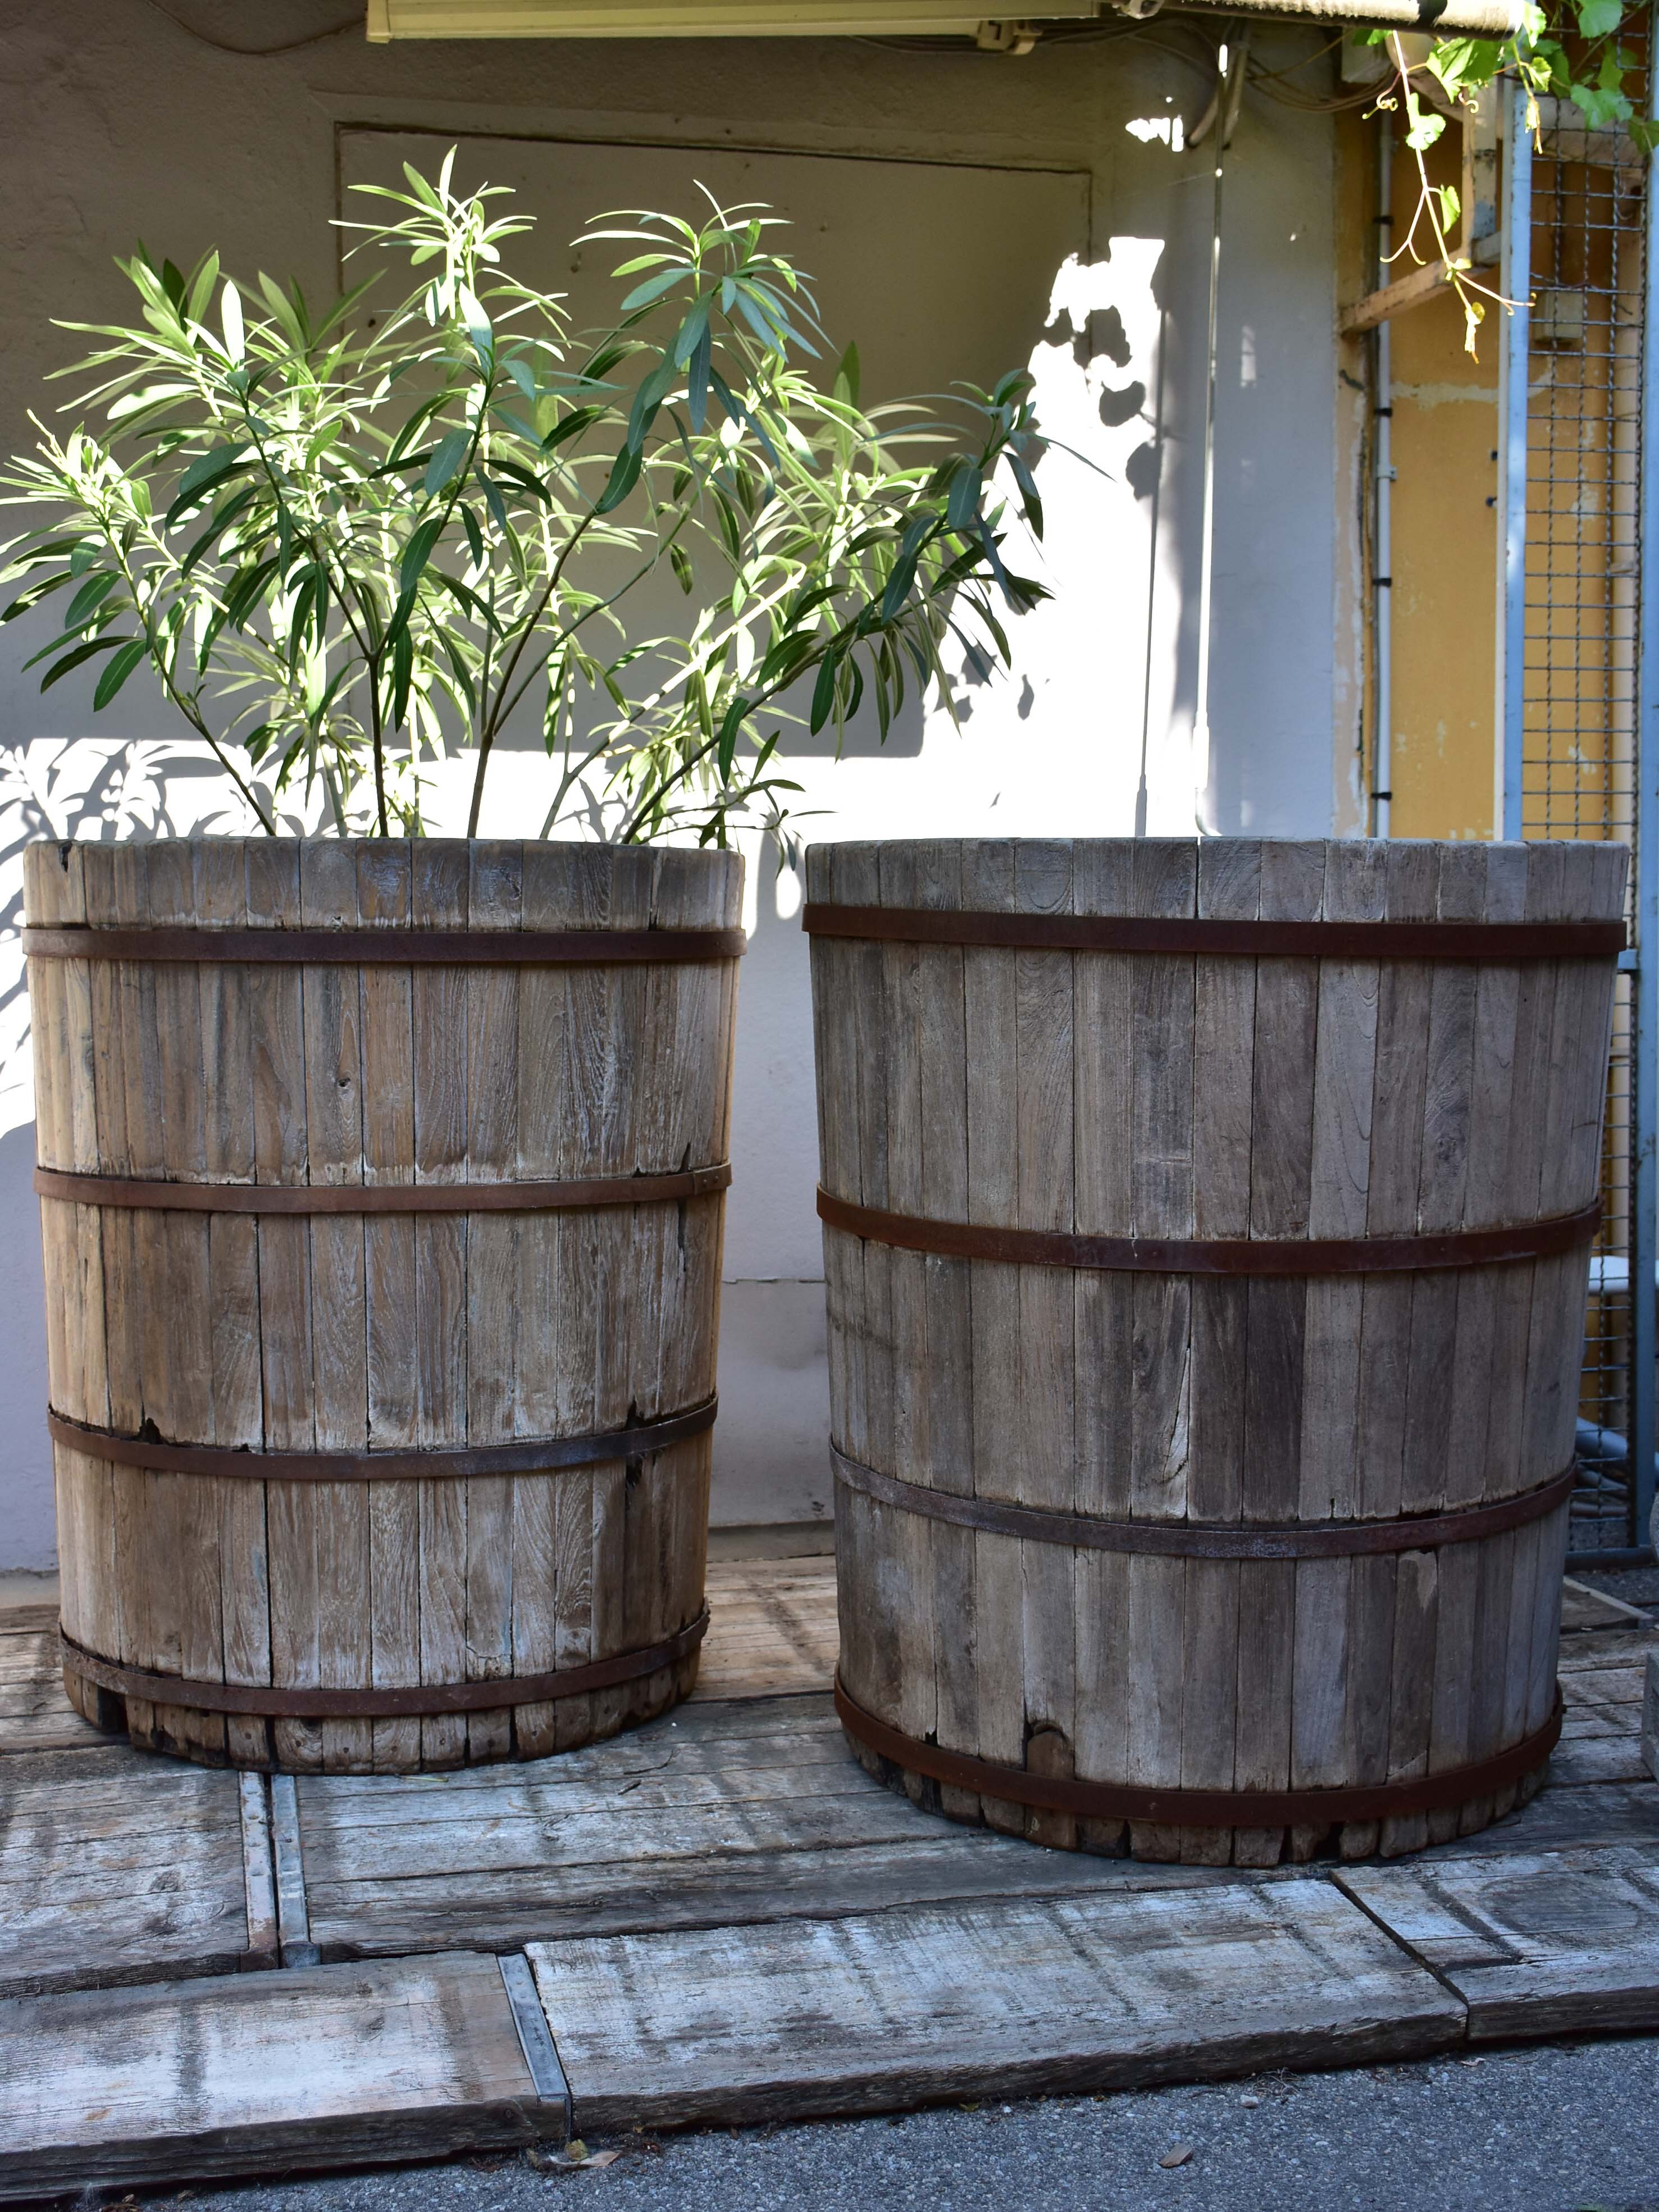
xmin=0 ymin=738 xmax=255 ymax=1137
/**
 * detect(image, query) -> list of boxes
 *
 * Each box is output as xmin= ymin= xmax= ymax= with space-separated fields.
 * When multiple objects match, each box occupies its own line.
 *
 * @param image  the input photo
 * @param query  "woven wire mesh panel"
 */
xmin=1519 ymin=88 xmax=1647 ymax=1553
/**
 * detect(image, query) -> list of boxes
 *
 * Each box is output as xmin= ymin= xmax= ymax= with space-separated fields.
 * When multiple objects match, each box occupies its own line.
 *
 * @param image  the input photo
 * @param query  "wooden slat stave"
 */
xmin=29 ymin=837 xmax=740 ymax=1772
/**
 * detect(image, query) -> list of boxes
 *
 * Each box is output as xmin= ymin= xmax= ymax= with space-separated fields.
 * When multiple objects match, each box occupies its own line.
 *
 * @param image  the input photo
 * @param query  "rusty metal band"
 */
xmin=46 ymin=1396 xmax=717 ymax=1482
xmin=835 ymin=1675 xmax=1565 ymax=1827
xmin=818 ymin=1188 xmax=1602 ymax=1276
xmin=60 ymin=1609 xmax=708 ymax=1719
xmin=22 ymin=925 xmax=746 ymax=965
xmin=34 ymin=1162 xmax=731 ymax=1216
xmin=832 ymin=1447 xmax=1576 ymax=1559
xmin=803 ymin=905 xmax=1625 ymax=962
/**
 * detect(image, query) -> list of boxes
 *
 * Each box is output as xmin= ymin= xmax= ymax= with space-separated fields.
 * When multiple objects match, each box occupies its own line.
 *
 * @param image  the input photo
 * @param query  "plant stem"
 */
xmin=367 ymin=656 xmax=389 ymax=836
xmin=467 ymin=503 xmax=602 ymax=837
xmin=110 ymin=532 xmax=279 ymax=833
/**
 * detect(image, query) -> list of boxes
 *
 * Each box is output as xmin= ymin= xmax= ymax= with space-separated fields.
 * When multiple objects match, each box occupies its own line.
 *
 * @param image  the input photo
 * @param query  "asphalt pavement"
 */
xmin=159 ymin=2037 xmax=1659 ymax=2212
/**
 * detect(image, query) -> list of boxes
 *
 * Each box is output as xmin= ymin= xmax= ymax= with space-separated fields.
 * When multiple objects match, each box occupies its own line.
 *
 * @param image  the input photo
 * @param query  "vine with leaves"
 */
xmin=1383 ymin=0 xmax=1653 ymax=352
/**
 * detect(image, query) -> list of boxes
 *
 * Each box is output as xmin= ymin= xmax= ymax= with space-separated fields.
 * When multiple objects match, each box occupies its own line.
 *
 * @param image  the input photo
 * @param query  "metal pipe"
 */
xmin=369 ymin=0 xmax=1529 ymax=37
xmin=1628 ymin=24 xmax=1659 ymax=1556
xmin=1498 ymin=76 xmax=1533 ymax=840
xmin=1191 ymin=56 xmax=1227 ymax=834
xmin=1373 ymin=113 xmax=1393 ymax=838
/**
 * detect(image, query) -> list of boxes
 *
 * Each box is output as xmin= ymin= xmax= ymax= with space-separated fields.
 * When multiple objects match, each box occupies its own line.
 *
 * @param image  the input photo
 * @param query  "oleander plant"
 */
xmin=1 ymin=151 xmax=1046 ymax=841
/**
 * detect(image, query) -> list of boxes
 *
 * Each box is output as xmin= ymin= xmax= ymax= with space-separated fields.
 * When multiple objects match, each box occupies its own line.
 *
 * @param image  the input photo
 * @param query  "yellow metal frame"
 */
xmin=365 ymin=0 xmax=1097 ymax=36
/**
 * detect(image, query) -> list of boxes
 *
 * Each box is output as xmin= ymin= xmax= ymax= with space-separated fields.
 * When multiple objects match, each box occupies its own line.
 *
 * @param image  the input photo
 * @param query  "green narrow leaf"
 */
xmin=391 ymin=627 xmax=414 ymax=726
xmin=541 ymin=405 xmax=603 ymax=454
xmin=39 ymin=636 xmax=129 ymax=692
xmin=399 ymin=516 xmax=444 ymax=596
xmin=225 ymin=557 xmax=280 ymax=630
xmin=180 ymin=485 xmax=256 ymax=578
xmin=221 ymin=279 xmax=245 ymax=365
xmin=716 ymin=693 xmax=750 ymax=780
xmin=687 ymin=324 xmax=712 ymax=432
xmin=165 ymin=443 xmax=252 ymax=528
xmin=457 ymin=284 xmax=493 ymax=364
xmin=595 ymin=444 xmax=644 ymax=516
xmin=809 ymin=651 xmax=838 ymax=736
xmin=65 ymin=572 xmax=120 ymax=630
xmin=1008 ymin=450 xmax=1044 ymax=541
xmin=834 ymin=341 xmax=861 ymax=408
xmin=626 ymin=357 xmax=675 ymax=453
xmin=503 ymin=353 xmax=540 ymax=403
xmin=945 ymin=463 xmax=983 ymax=533
xmin=621 ymin=267 xmax=687 ymax=314
xmin=477 ymin=472 xmax=509 ymax=535
xmin=425 ymin=428 xmax=471 ymax=496
xmin=672 ymin=296 xmax=712 ymax=368
xmin=92 ymin=638 xmax=149 ymax=710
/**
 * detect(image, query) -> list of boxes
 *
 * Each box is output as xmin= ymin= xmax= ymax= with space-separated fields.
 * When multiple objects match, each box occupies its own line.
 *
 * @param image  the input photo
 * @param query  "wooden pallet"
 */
xmin=3 ymin=1559 xmax=1658 ymax=2199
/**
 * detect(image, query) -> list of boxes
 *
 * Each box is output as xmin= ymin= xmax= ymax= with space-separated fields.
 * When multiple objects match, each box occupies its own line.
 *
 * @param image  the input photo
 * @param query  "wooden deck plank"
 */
xmin=0 ymin=1748 xmax=253 ymax=1999
xmin=1339 ymin=1843 xmax=1659 ymax=2040
xmin=0 ymin=1624 xmax=106 ymax=1755
xmin=0 ymin=1952 xmax=562 ymax=2201
xmin=309 ymin=1842 xmax=1275 ymax=1960
xmin=690 ymin=1558 xmax=838 ymax=1702
xmin=1561 ymin=1577 xmax=1651 ymax=1634
xmin=1547 ymin=1736 xmax=1650 ymax=1785
xmin=294 ymin=1696 xmax=1282 ymax=1958
xmin=1406 ymin=1781 xmax=1659 ymax=1859
xmin=526 ymin=1881 xmax=1464 ymax=2131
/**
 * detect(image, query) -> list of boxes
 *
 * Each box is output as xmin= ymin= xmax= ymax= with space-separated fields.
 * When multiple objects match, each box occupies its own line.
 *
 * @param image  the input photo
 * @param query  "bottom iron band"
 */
xmin=834 ymin=1675 xmax=1564 ymax=1828
xmin=61 ymin=1608 xmax=707 ymax=1719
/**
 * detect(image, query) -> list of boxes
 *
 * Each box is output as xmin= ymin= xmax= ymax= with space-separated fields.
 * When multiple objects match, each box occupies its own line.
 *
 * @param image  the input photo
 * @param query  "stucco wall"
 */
xmin=0 ymin=0 xmax=1341 ymax=1567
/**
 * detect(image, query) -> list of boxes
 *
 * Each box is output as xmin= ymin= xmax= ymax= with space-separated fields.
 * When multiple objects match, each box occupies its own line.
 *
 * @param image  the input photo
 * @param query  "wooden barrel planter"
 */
xmin=806 ymin=836 xmax=1625 ymax=1866
xmin=25 ymin=835 xmax=742 ymax=1773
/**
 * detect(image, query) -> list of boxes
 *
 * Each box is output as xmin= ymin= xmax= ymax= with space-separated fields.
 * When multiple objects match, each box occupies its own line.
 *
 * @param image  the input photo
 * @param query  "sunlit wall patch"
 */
xmin=1124 ymin=114 xmax=1187 ymax=152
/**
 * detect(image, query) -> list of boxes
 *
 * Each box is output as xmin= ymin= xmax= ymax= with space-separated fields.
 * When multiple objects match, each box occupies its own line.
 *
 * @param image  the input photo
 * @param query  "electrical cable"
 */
xmin=138 ymin=0 xmax=363 ymax=57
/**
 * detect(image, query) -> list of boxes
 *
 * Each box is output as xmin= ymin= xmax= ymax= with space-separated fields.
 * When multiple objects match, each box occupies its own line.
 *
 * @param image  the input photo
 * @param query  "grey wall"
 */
xmin=0 ymin=0 xmax=1339 ymax=1567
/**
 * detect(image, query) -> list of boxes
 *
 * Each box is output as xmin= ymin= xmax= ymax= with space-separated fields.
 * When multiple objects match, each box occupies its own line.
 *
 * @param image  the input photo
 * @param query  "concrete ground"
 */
xmin=160 ymin=2040 xmax=1659 ymax=2212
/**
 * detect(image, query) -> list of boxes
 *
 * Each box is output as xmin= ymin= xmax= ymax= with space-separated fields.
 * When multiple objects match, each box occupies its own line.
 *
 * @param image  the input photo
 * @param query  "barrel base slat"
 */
xmin=59 ymin=1636 xmax=704 ymax=1774
xmin=60 ymin=1662 xmax=699 ymax=1773
xmin=837 ymin=1694 xmax=1562 ymax=1866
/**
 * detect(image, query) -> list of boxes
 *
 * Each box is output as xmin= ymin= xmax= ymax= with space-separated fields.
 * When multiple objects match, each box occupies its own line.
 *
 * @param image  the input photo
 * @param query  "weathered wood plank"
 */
xmin=0 ymin=1626 xmax=107 ymax=1755
xmin=239 ymin=1772 xmax=279 ymax=1969
xmin=412 ymin=841 xmax=472 ymax=1771
xmin=689 ymin=1558 xmax=838 ymax=1702
xmin=1562 ymin=1577 xmax=1652 ymax=1634
xmin=300 ymin=838 xmax=373 ymax=1776
xmin=358 ymin=838 xmax=422 ymax=1773
xmin=1125 ymin=840 xmax=1197 ymax=1863
xmin=0 ymin=1748 xmax=250 ymax=1997
xmin=527 ymin=1880 xmax=1462 ymax=2131
xmin=308 ymin=1834 xmax=1283 ymax=1960
xmin=1339 ymin=1843 xmax=1659 ymax=2040
xmin=0 ymin=1952 xmax=559 ymax=2200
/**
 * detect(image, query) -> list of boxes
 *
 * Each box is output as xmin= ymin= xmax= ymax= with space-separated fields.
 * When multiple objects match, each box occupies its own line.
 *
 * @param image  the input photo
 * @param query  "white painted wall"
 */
xmin=0 ymin=1 xmax=1338 ymax=1566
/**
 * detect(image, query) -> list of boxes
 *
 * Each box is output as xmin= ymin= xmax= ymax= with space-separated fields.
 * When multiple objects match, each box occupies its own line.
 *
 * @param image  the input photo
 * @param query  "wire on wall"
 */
xmin=139 ymin=0 xmax=364 ymax=57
